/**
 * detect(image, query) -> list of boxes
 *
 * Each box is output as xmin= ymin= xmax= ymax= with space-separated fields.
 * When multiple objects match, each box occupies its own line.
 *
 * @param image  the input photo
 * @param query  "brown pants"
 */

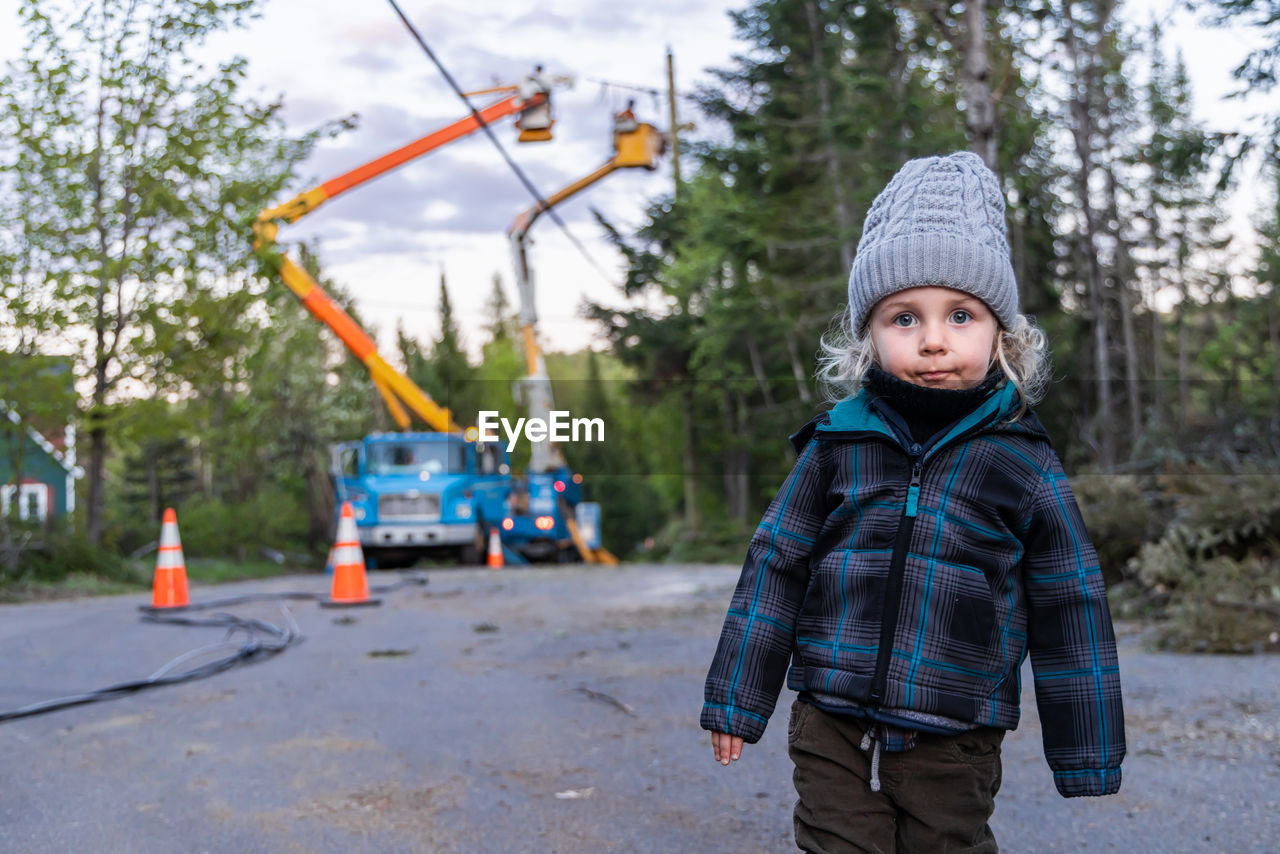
xmin=788 ymin=698 xmax=1003 ymax=854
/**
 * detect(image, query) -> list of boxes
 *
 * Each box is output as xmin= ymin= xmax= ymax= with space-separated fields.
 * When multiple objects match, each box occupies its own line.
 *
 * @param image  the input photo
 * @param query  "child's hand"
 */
xmin=711 ymin=731 xmax=744 ymax=765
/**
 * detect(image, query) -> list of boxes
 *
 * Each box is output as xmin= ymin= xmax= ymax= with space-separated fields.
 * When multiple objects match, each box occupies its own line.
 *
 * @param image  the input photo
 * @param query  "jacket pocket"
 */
xmin=904 ymin=559 xmax=1003 ymax=689
xmin=947 ymin=578 xmax=998 ymax=652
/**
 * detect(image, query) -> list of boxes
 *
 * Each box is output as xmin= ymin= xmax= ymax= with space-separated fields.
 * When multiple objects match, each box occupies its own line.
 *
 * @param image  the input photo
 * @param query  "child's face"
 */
xmin=867 ymin=286 xmax=999 ymax=389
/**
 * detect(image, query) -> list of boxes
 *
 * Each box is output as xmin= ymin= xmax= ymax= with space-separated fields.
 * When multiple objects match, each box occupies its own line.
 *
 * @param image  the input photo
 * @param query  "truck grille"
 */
xmin=378 ymin=493 xmax=441 ymax=520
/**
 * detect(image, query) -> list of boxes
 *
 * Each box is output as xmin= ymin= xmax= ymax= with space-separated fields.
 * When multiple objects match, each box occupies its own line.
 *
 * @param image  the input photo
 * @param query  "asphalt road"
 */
xmin=1 ymin=565 xmax=1277 ymax=853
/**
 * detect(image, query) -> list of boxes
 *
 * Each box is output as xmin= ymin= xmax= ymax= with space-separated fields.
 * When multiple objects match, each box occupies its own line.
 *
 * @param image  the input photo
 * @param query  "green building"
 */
xmin=0 ymin=406 xmax=82 ymax=523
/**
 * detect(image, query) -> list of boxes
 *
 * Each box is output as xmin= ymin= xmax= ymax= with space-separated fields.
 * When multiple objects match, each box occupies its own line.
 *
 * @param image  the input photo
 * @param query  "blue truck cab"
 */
xmin=330 ymin=432 xmax=510 ymax=567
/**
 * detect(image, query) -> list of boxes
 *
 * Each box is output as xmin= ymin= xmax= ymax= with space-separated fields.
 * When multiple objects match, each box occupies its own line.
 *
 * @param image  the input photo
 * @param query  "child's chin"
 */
xmin=919 ymin=377 xmax=972 ymax=390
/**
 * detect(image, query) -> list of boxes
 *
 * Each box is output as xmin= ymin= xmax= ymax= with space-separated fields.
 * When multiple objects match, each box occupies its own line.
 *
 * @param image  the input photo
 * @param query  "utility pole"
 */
xmin=667 ymin=46 xmax=681 ymax=200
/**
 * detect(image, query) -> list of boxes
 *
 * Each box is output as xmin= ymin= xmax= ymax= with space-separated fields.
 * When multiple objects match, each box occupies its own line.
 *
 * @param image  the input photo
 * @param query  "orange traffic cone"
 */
xmin=151 ymin=507 xmax=189 ymax=609
xmin=486 ymin=526 xmax=504 ymax=569
xmin=320 ymin=502 xmax=381 ymax=608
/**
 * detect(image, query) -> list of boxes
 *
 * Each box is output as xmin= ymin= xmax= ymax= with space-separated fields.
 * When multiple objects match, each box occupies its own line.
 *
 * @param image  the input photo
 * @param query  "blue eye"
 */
xmin=951 ymin=310 xmax=971 ymax=324
xmin=893 ymin=314 xmax=915 ymax=327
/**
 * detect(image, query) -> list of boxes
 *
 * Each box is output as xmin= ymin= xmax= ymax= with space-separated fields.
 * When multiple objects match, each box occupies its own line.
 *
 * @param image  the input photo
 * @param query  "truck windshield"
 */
xmin=366 ymin=441 xmax=464 ymax=476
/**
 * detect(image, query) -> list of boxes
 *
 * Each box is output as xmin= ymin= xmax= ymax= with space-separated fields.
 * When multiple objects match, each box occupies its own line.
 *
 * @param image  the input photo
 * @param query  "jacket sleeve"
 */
xmin=1020 ymin=450 xmax=1126 ymax=797
xmin=701 ymin=438 xmax=831 ymax=743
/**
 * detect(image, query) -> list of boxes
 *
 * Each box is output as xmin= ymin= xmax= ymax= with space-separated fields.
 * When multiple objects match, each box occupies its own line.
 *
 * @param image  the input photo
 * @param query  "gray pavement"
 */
xmin=1 ymin=564 xmax=1277 ymax=853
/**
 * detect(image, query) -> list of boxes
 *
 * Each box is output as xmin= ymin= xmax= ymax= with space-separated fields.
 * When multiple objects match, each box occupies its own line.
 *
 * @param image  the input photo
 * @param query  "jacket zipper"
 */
xmin=815 ymin=410 xmax=1007 ymax=707
xmin=868 ymin=457 xmax=921 ymax=705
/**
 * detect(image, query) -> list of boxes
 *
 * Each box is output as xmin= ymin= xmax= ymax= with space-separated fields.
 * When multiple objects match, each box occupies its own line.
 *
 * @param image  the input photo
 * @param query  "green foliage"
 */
xmin=1158 ymin=553 xmax=1280 ymax=654
xmin=251 ymin=250 xmax=376 ymax=544
xmin=176 ymin=486 xmax=313 ymax=561
xmin=86 ymin=240 xmax=374 ymax=559
xmin=482 ymin=273 xmax=519 ymax=344
xmin=10 ymin=530 xmax=142 ymax=586
xmin=588 ymin=0 xmax=1057 ymax=550
xmin=1121 ymin=474 xmax=1280 ymax=653
xmin=543 ymin=350 xmax=675 ymax=555
xmin=184 ymin=556 xmax=307 ymax=584
xmin=0 ymin=532 xmax=300 ymax=599
xmin=471 ymin=297 xmax=530 ymax=470
xmin=0 ymin=0 xmax=343 ymax=543
xmin=118 ymin=435 xmax=199 ymax=520
xmin=1194 ymin=0 xmax=1280 ymax=100
xmin=645 ymin=514 xmax=754 ymax=565
xmin=1071 ymin=474 xmax=1176 ymax=586
xmin=398 ymin=274 xmax=480 ymax=427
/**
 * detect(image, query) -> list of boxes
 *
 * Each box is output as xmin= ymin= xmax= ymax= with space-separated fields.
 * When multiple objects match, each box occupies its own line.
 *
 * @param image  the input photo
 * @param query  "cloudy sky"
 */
xmin=1 ymin=0 xmax=1270 ymax=359
xmin=197 ymin=0 xmax=745 ymax=359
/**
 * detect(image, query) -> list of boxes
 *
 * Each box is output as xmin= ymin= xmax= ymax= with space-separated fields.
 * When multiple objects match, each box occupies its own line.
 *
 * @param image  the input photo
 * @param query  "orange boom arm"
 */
xmin=253 ymin=89 xmax=554 ymax=432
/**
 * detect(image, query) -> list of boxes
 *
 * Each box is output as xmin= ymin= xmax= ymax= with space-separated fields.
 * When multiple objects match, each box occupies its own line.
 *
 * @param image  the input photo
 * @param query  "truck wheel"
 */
xmin=460 ymin=527 xmax=484 ymax=566
xmin=557 ymin=543 xmax=580 ymax=564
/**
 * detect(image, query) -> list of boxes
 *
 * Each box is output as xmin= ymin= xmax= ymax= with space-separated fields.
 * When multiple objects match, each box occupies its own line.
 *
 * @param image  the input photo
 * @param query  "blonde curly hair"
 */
xmin=816 ymin=308 xmax=1051 ymax=419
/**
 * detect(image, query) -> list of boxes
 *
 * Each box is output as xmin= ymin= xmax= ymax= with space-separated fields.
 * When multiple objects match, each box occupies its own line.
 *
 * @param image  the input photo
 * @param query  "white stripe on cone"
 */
xmin=157 ymin=521 xmax=185 ymax=570
xmin=335 ymin=503 xmax=366 ymax=569
xmin=333 ymin=544 xmax=363 ymax=566
xmin=487 ymin=527 xmax=503 ymax=568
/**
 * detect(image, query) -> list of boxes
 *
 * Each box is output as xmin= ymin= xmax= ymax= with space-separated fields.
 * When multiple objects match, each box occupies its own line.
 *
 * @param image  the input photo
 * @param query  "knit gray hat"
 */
xmin=847 ymin=151 xmax=1018 ymax=332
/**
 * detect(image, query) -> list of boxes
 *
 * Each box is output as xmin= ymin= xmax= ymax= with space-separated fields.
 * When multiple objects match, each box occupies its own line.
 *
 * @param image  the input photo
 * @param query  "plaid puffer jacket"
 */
xmin=701 ymin=381 xmax=1126 ymax=798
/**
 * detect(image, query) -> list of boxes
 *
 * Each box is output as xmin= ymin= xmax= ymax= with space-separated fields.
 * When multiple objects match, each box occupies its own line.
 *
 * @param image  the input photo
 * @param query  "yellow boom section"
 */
xmin=509 ymin=121 xmax=665 ymax=380
xmin=507 ymin=121 xmax=664 ymax=565
xmin=255 ymin=229 xmax=462 ymax=433
xmin=508 ymin=122 xmax=665 ymax=242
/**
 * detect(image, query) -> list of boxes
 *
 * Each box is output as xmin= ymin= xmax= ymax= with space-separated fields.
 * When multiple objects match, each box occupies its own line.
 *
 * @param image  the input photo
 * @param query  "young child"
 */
xmin=702 ymin=151 xmax=1125 ymax=853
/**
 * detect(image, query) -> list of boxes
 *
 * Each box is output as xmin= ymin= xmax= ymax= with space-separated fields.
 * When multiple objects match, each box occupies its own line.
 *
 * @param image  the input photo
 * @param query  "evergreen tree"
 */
xmin=482 ymin=273 xmax=519 ymax=344
xmin=397 ymin=320 xmax=431 ymax=399
xmin=1136 ymin=27 xmax=1234 ymax=437
xmin=1192 ymin=1 xmax=1280 ymax=121
xmin=592 ymin=0 xmax=1061 ymax=533
xmin=118 ymin=432 xmax=198 ymax=528
xmin=397 ymin=273 xmax=479 ymax=427
xmin=431 ymin=273 xmax=478 ymax=425
xmin=472 ymin=273 xmax=528 ymax=468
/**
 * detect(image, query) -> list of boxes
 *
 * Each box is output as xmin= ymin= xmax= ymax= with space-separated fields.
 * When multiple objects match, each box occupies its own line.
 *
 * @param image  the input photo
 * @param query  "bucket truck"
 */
xmin=252 ymin=73 xmax=565 ymax=567
xmin=497 ymin=118 xmax=666 ymax=564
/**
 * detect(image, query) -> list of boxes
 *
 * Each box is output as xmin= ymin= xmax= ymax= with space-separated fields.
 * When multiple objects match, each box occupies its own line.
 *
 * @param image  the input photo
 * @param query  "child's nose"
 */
xmin=919 ymin=321 xmax=948 ymax=352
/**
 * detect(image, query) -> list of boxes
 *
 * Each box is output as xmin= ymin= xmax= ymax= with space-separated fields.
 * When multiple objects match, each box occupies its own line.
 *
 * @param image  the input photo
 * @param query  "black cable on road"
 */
xmin=384 ymin=0 xmax=616 ymax=284
xmin=0 ymin=606 xmax=299 ymax=723
xmin=0 ymin=574 xmax=428 ymax=724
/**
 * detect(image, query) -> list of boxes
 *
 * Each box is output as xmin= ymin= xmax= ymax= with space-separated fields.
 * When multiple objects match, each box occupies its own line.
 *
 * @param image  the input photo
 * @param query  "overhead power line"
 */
xmin=384 ymin=0 xmax=615 ymax=285
xmin=585 ymin=76 xmax=663 ymax=98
